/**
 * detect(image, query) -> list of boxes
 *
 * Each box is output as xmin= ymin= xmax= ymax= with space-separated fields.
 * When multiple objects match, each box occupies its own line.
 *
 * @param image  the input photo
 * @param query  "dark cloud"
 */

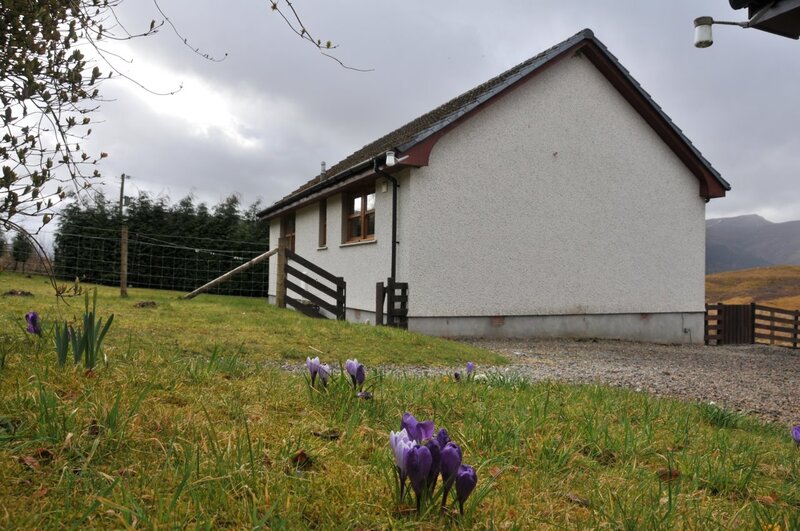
xmin=73 ymin=0 xmax=800 ymax=223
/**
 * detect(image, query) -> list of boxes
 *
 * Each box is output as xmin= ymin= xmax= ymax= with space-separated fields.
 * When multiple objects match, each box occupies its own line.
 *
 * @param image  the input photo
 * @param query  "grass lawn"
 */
xmin=0 ymin=273 xmax=505 ymax=367
xmin=1 ymin=272 xmax=799 ymax=528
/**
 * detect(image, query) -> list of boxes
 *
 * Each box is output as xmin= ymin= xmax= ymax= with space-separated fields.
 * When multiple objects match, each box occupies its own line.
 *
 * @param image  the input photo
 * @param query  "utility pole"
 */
xmin=119 ymin=173 xmax=130 ymax=297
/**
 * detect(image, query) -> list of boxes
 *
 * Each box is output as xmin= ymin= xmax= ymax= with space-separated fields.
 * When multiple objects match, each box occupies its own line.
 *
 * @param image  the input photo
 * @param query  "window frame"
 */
xmin=344 ymin=186 xmax=376 ymax=243
xmin=318 ymin=199 xmax=327 ymax=248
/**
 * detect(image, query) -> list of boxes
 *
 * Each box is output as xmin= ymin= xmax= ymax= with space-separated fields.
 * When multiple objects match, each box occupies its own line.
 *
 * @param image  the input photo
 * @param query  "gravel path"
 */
xmin=462 ymin=339 xmax=800 ymax=426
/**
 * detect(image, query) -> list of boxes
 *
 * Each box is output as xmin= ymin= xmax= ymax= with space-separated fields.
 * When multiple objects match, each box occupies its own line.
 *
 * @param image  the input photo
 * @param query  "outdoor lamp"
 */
xmin=694 ymin=17 xmax=715 ymax=48
xmin=694 ymin=16 xmax=750 ymax=48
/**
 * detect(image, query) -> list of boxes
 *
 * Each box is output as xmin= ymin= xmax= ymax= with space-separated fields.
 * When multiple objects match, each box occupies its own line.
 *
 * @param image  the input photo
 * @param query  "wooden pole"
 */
xmin=275 ymin=237 xmax=287 ymax=308
xmin=120 ymin=225 xmax=129 ymax=297
xmin=182 ymin=247 xmax=277 ymax=300
xmin=375 ymin=282 xmax=385 ymax=326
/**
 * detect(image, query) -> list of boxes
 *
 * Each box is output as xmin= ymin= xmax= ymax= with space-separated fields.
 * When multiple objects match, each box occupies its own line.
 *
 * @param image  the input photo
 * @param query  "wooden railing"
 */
xmin=705 ymin=302 xmax=799 ymax=348
xmin=276 ymin=238 xmax=345 ymax=320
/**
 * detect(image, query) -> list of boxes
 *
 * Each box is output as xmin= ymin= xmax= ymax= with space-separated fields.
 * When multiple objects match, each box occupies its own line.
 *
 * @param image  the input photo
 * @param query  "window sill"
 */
xmin=340 ymin=239 xmax=377 ymax=248
xmin=317 ymin=246 xmax=328 ymax=251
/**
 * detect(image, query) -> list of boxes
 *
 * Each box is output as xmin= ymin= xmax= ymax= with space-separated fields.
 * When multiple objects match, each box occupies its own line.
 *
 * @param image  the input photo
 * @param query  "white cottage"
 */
xmin=259 ymin=29 xmax=729 ymax=343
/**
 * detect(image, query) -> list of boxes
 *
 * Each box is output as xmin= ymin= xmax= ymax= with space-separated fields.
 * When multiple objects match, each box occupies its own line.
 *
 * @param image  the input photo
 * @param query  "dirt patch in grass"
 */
xmin=2 ymin=289 xmax=33 ymax=297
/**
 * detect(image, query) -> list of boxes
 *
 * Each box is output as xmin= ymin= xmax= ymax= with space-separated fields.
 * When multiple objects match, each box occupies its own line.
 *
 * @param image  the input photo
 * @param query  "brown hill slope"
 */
xmin=705 ymin=265 xmax=800 ymax=308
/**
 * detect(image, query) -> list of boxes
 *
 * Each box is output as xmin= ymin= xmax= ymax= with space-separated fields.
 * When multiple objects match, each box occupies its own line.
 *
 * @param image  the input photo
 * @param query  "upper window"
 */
xmin=345 ymin=187 xmax=375 ymax=243
xmin=318 ymin=199 xmax=327 ymax=248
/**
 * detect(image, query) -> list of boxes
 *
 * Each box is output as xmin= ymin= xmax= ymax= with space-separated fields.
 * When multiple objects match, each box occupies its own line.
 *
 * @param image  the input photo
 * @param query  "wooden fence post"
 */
xmin=276 ymin=237 xmax=287 ymax=308
xmin=386 ymin=277 xmax=395 ymax=327
xmin=120 ymin=225 xmax=128 ymax=298
xmin=375 ymin=282 xmax=385 ymax=326
xmin=336 ymin=279 xmax=346 ymax=321
xmin=795 ymin=310 xmax=799 ymax=350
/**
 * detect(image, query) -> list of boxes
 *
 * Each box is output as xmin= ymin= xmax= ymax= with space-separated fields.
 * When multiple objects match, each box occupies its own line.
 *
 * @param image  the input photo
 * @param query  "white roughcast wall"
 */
xmin=406 ymin=52 xmax=707 ymax=318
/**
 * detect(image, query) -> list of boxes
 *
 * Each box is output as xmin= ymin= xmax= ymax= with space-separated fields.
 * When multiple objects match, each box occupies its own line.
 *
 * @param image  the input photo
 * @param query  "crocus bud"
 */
xmin=25 ymin=311 xmax=42 ymax=335
xmin=436 ymin=428 xmax=450 ymax=448
xmin=356 ymin=364 xmax=365 ymax=389
xmin=466 ymin=362 xmax=474 ymax=375
xmin=389 ymin=429 xmax=413 ymax=501
xmin=425 ymin=439 xmax=441 ymax=494
xmin=792 ymin=425 xmax=800 ymax=446
xmin=306 ymin=357 xmax=320 ymax=386
xmin=405 ymin=444 xmax=432 ymax=511
xmin=440 ymin=442 xmax=462 ymax=508
xmin=345 ymin=358 xmax=359 ymax=387
xmin=455 ymin=464 xmax=477 ymax=515
xmin=318 ymin=363 xmax=330 ymax=386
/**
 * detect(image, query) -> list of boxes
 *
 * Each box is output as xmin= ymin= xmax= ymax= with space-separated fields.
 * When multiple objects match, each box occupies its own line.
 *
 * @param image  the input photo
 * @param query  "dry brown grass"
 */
xmin=706 ymin=265 xmax=800 ymax=309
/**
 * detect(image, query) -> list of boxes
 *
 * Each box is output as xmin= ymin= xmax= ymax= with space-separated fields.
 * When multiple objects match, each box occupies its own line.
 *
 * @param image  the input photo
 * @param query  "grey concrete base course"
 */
xmin=407 ymin=312 xmax=705 ymax=344
xmin=268 ymin=294 xmax=703 ymax=344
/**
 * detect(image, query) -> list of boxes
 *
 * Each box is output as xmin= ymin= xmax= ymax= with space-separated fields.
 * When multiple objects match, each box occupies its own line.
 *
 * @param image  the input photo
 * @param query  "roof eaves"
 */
xmin=257 ymin=158 xmax=374 ymax=219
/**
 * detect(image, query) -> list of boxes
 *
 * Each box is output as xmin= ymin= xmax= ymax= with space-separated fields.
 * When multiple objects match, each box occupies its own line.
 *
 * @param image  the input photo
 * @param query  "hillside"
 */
xmin=706 ymin=214 xmax=800 ymax=273
xmin=705 ymin=264 xmax=800 ymax=309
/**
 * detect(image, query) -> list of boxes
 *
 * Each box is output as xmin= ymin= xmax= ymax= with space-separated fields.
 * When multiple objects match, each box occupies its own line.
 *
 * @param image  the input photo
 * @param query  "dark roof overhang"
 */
xmin=258 ymin=29 xmax=729 ymax=221
xmin=730 ymin=0 xmax=800 ymax=39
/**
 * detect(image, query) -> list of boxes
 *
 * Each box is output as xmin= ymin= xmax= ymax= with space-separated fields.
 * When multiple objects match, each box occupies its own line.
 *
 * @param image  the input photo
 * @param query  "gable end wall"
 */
xmin=405 ymin=53 xmax=706 ymax=318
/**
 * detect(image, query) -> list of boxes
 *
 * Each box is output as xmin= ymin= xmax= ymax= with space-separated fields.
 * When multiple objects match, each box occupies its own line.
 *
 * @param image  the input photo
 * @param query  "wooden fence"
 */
xmin=705 ymin=303 xmax=800 ymax=348
xmin=275 ymin=238 xmax=346 ymax=320
xmin=375 ymin=278 xmax=409 ymax=329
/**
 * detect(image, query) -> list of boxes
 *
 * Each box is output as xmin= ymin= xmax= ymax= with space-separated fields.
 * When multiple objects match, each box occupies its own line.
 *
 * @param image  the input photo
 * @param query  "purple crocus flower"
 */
xmin=405 ymin=444 xmax=432 ymax=511
xmin=356 ymin=364 xmax=366 ymax=389
xmin=318 ymin=363 xmax=331 ymax=386
xmin=345 ymin=358 xmax=358 ymax=384
xmin=389 ymin=429 xmax=414 ymax=501
xmin=466 ymin=362 xmax=475 ymax=376
xmin=25 ymin=311 xmax=42 ymax=336
xmin=440 ymin=442 xmax=462 ymax=509
xmin=425 ymin=439 xmax=442 ymax=494
xmin=436 ymin=428 xmax=450 ymax=448
xmin=792 ymin=425 xmax=800 ymax=446
xmin=306 ymin=356 xmax=320 ymax=386
xmin=401 ymin=412 xmax=435 ymax=443
xmin=455 ymin=464 xmax=478 ymax=515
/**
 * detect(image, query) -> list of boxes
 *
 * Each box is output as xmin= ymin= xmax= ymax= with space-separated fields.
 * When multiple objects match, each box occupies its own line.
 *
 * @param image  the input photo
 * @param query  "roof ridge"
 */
xmin=260 ymin=28 xmax=727 ymax=218
xmin=268 ymin=29 xmax=595 ymax=206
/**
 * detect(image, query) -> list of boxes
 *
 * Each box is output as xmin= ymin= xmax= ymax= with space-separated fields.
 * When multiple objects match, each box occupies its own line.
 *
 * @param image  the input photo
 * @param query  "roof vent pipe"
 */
xmin=320 ymin=161 xmax=326 ymax=179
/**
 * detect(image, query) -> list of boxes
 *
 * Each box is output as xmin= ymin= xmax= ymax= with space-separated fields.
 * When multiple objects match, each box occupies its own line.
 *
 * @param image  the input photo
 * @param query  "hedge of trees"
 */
xmin=53 ymin=194 xmax=270 ymax=297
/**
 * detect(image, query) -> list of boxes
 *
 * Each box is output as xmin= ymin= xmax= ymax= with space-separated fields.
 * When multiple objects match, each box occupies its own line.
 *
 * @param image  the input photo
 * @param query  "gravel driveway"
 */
xmin=462 ymin=339 xmax=799 ymax=426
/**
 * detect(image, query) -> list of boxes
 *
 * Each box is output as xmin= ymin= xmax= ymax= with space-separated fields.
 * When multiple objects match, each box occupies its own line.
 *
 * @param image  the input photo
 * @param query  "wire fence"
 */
xmin=2 ymin=228 xmax=271 ymax=297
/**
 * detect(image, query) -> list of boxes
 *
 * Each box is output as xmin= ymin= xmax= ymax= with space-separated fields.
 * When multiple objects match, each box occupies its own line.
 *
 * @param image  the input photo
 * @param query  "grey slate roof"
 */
xmin=259 ymin=29 xmax=728 ymax=219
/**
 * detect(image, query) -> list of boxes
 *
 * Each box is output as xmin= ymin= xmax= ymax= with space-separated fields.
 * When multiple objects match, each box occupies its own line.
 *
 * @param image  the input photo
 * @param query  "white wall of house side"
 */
xmin=406 ymin=53 xmax=707 ymax=321
xmin=267 ymin=172 xmax=407 ymax=316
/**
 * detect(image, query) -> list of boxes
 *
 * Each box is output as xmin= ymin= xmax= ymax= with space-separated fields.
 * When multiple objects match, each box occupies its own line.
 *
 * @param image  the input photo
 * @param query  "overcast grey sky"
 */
xmin=81 ymin=0 xmax=800 ymax=223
